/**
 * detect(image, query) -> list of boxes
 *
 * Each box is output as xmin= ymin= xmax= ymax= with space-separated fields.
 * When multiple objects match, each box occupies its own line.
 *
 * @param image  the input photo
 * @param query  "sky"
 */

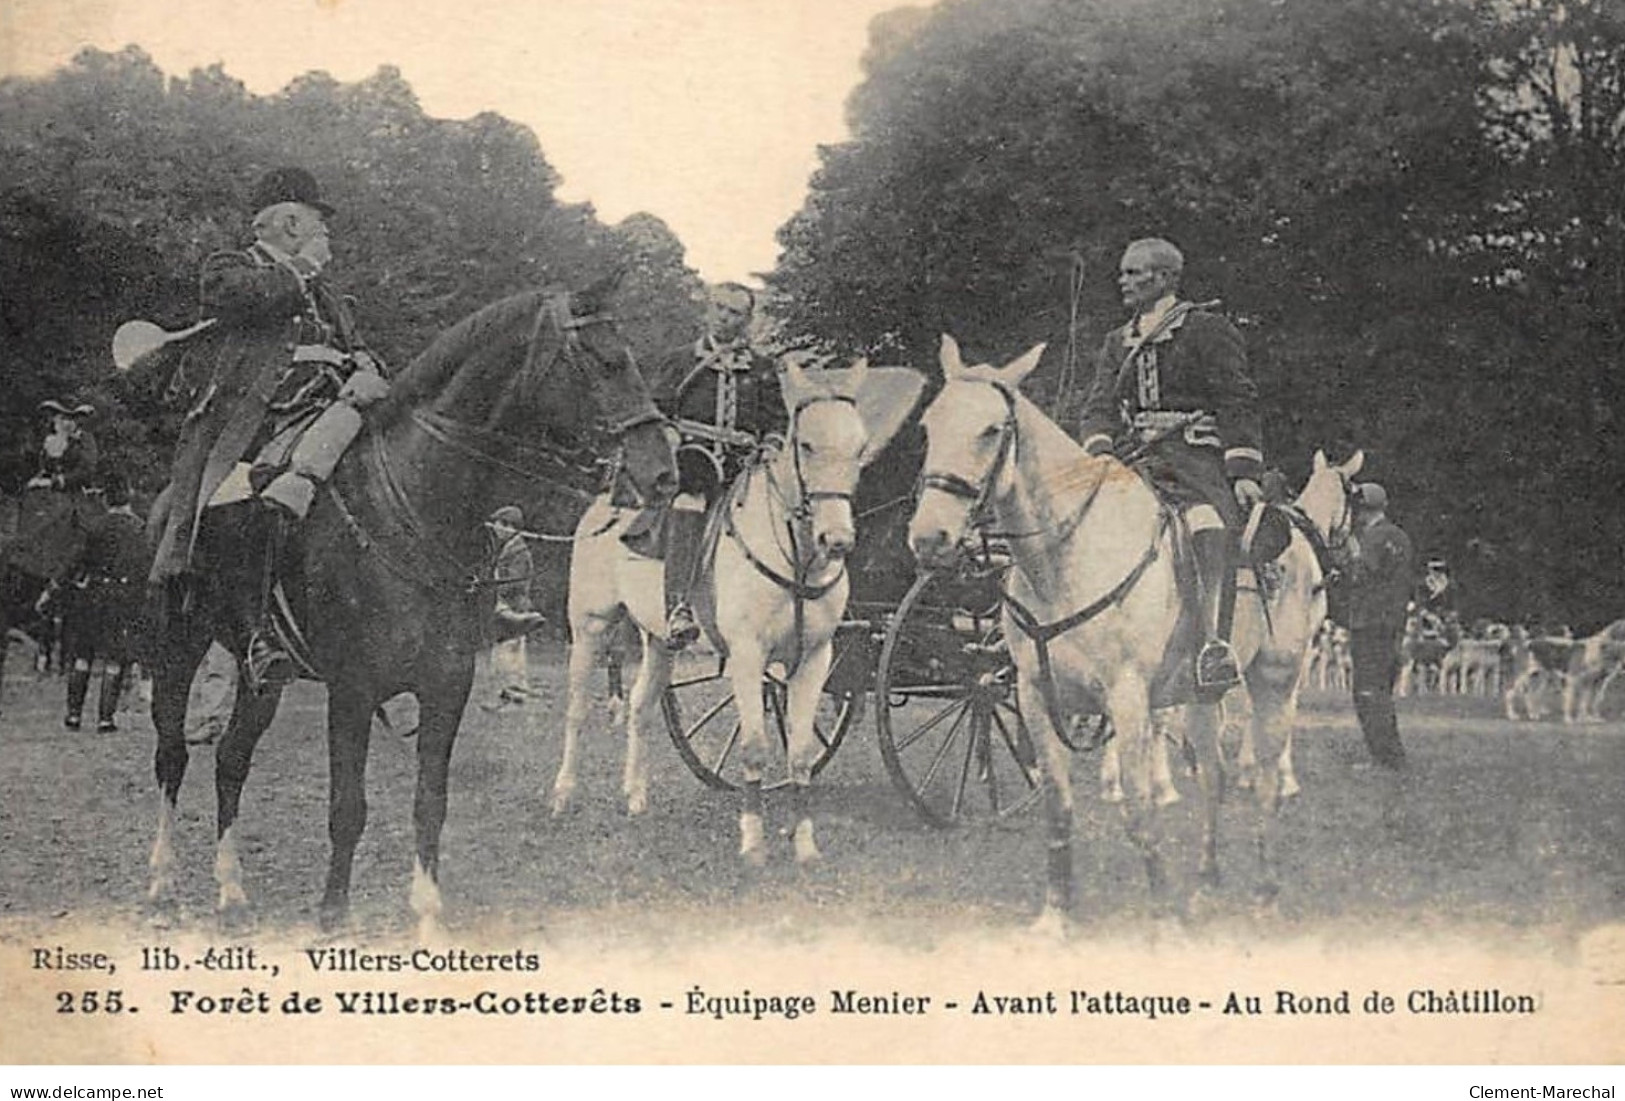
xmin=0 ymin=0 xmax=912 ymax=283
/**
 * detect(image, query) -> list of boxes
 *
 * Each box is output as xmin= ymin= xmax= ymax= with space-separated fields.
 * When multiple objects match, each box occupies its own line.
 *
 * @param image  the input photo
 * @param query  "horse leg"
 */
xmin=785 ymin=640 xmax=833 ymax=865
xmin=146 ymin=624 xmax=213 ymax=912
xmin=1243 ymin=656 xmax=1302 ymax=915
xmin=406 ymin=672 xmax=473 ymax=944
xmin=1021 ymin=677 xmax=1075 ymax=936
xmin=213 ymin=676 xmax=283 ymax=930
xmin=319 ymin=682 xmax=377 ymax=934
xmin=622 ymin=631 xmax=671 ymax=817
xmin=555 ymin=615 xmax=608 ymax=816
xmin=1149 ymin=709 xmax=1181 ymax=806
xmin=1104 ymin=674 xmax=1174 ymax=918
xmin=1098 ymin=740 xmax=1124 ymax=803
xmin=1183 ymin=701 xmax=1224 ymax=896
xmin=731 ymin=645 xmax=770 ymax=867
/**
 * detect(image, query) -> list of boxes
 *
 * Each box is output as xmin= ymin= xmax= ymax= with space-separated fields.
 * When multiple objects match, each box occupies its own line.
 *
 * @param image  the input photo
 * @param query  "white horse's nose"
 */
xmin=909 ymin=526 xmax=955 ymax=567
xmin=819 ymin=527 xmax=854 ymax=559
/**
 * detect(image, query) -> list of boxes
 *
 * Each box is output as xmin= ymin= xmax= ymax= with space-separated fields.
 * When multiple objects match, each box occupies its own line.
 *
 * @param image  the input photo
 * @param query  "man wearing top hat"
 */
xmin=30 ymin=399 xmax=100 ymax=493
xmin=146 ymin=166 xmax=389 ymax=690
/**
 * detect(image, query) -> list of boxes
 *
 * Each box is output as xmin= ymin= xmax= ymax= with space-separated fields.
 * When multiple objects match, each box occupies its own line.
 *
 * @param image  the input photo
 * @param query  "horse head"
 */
xmin=909 ymin=333 xmax=1045 ymax=569
xmin=779 ymin=354 xmax=924 ymax=563
xmin=1297 ymin=448 xmax=1363 ymax=553
xmin=383 ymin=276 xmax=676 ymax=513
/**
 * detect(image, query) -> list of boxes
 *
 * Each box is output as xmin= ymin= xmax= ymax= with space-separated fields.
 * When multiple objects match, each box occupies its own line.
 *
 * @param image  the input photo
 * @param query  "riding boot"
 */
xmin=96 ymin=664 xmax=127 ymax=733
xmin=1193 ymin=526 xmax=1242 ymax=698
xmin=664 ymin=507 xmax=708 ymax=652
xmin=246 ymin=504 xmax=297 ymax=693
xmin=64 ymin=666 xmax=90 ymax=729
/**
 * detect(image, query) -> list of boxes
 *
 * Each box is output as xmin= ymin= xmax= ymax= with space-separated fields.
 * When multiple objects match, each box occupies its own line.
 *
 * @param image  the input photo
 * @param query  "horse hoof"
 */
xmin=146 ymin=898 xmax=179 ymax=930
xmin=217 ymin=902 xmax=256 ymax=936
xmin=625 ymin=792 xmax=648 ymax=817
xmin=417 ymin=917 xmax=451 ymax=948
xmin=550 ymin=790 xmax=574 ymax=817
xmin=740 ymin=845 xmax=768 ymax=869
xmin=318 ymin=902 xmax=350 ymax=936
xmin=1028 ymin=907 xmax=1071 ymax=940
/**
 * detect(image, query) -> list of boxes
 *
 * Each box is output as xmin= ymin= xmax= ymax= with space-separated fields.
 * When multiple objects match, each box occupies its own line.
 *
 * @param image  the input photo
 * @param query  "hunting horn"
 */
xmin=112 ymin=318 xmax=217 ymax=371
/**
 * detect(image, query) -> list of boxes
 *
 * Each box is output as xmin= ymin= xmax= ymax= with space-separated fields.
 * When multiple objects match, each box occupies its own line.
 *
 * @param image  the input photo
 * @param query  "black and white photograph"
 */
xmin=0 ymin=0 xmax=1622 ymax=1077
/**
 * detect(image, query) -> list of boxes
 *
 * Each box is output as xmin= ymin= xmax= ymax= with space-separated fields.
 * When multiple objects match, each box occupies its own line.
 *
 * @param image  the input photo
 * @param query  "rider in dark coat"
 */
xmin=146 ymin=167 xmax=389 ymax=689
xmin=1077 ymin=237 xmax=1265 ymax=696
xmin=636 ymin=282 xmax=786 ymax=650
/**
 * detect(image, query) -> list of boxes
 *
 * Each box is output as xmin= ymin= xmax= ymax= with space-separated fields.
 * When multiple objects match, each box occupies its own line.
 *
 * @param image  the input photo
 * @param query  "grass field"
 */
xmin=2 ymin=640 xmax=1621 ymax=949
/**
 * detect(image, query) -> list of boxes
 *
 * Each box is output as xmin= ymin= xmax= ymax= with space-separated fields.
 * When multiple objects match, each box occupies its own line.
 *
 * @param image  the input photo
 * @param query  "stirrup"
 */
xmin=247 ymin=631 xmax=295 ymax=693
xmin=1195 ymin=639 xmax=1241 ymax=694
xmin=665 ymin=604 xmax=701 ymax=652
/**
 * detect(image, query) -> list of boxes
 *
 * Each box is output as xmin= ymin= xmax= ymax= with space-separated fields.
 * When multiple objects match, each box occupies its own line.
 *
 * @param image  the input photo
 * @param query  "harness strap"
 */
xmin=1001 ymin=511 xmax=1169 ymax=744
xmin=720 ymin=478 xmax=847 ymax=602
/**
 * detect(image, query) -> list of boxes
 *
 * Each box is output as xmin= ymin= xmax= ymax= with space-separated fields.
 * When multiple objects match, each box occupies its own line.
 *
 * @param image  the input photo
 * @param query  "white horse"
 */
xmin=558 ymin=357 xmax=924 ymax=863
xmin=905 ymin=335 xmax=1354 ymax=926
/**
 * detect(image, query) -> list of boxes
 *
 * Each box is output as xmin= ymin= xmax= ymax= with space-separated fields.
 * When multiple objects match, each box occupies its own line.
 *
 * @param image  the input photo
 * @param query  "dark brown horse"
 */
xmin=144 ymin=281 xmax=677 ymax=938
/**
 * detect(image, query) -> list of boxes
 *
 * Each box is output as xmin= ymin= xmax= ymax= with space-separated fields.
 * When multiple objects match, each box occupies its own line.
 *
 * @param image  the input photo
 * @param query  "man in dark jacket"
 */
xmin=648 ymin=282 xmax=786 ymax=650
xmin=146 ymin=167 xmax=389 ymax=690
xmin=59 ymin=475 xmax=148 ymax=732
xmin=1341 ymin=482 xmax=1416 ymax=769
xmin=1077 ymin=237 xmax=1265 ymax=696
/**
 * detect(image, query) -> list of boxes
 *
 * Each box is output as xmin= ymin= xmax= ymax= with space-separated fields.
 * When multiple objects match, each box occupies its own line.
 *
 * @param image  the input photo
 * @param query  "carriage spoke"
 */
xmin=991 ymin=701 xmax=1040 ymax=776
xmin=914 ymin=703 xmax=972 ymax=793
xmin=892 ymin=696 xmax=973 ymax=754
xmin=680 ymin=689 xmax=736 ymax=740
xmin=989 ymin=705 xmax=1038 ymax=790
xmin=949 ymin=707 xmax=986 ymax=820
xmin=708 ymin=719 xmax=743 ymax=777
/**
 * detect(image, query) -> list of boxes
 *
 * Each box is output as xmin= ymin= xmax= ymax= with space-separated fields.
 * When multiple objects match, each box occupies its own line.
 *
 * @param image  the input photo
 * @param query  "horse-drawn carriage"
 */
xmin=657 ymin=480 xmax=1049 ymax=829
xmin=645 ymin=352 xmax=1091 ymax=830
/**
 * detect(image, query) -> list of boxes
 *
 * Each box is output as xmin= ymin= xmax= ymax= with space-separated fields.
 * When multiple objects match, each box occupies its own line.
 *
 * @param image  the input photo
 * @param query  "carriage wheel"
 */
xmin=660 ymin=626 xmax=863 ymax=792
xmin=876 ymin=567 xmax=1045 ymax=828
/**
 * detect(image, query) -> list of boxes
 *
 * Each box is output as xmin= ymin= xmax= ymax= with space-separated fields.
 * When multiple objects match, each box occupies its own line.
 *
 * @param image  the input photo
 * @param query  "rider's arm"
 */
xmin=1077 ymin=332 xmax=1124 ymax=455
xmin=200 ymin=250 xmax=307 ymax=323
xmin=1196 ymin=316 xmax=1264 ymax=483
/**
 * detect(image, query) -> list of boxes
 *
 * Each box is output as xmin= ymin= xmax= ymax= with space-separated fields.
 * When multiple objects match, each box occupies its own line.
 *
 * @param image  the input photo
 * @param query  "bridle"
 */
xmin=335 ymin=290 xmax=668 ymax=594
xmin=915 ymin=379 xmax=1020 ymax=541
xmin=722 ymin=390 xmax=858 ymax=673
xmin=787 ymin=391 xmax=860 ymax=525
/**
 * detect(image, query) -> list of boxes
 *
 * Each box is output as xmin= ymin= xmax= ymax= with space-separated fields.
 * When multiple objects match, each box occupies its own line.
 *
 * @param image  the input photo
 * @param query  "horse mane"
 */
xmin=370 ymin=289 xmax=549 ymax=428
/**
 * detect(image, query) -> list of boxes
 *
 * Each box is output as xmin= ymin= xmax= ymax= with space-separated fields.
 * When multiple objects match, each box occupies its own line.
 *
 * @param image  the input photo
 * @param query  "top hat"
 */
xmin=251 ymin=166 xmax=335 ymax=215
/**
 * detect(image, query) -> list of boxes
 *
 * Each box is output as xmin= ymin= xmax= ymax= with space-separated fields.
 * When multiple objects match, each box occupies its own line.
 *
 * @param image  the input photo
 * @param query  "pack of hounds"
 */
xmin=1306 ymin=613 xmax=1625 ymax=724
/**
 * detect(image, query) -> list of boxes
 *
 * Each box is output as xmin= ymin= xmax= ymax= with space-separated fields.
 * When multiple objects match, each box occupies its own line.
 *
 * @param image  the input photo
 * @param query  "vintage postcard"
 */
xmin=1 ymin=0 xmax=1622 ymax=1072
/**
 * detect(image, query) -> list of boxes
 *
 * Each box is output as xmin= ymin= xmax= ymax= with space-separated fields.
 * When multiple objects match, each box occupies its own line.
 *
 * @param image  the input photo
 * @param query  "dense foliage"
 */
xmin=0 ymin=48 xmax=705 ymax=495
xmin=770 ymin=0 xmax=1625 ymax=628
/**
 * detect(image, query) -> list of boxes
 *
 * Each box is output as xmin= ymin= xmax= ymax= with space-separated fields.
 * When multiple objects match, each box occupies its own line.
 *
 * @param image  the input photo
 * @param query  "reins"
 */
xmin=717 ymin=391 xmax=855 ymax=674
xmin=332 ymin=292 xmax=663 ymax=594
xmin=917 ymin=378 xmax=1172 ymax=745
